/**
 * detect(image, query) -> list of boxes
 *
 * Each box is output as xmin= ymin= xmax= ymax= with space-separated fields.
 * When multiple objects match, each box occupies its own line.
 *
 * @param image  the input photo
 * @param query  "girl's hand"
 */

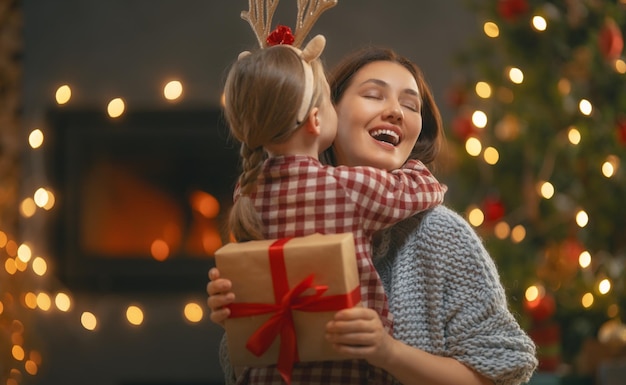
xmin=206 ymin=267 xmax=235 ymax=328
xmin=325 ymin=307 xmax=396 ymax=368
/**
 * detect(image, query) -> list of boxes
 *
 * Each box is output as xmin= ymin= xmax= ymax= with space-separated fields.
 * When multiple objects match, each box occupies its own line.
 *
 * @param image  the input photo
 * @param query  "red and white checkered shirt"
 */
xmin=236 ymin=154 xmax=444 ymax=385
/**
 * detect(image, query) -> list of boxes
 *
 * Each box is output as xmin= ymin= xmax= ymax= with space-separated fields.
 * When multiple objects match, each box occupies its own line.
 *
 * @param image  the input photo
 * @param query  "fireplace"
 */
xmin=46 ymin=107 xmax=240 ymax=292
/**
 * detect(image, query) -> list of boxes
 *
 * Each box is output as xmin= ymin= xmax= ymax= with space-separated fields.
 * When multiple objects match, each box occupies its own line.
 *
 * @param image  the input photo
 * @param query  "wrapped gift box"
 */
xmin=214 ymin=233 xmax=361 ymax=367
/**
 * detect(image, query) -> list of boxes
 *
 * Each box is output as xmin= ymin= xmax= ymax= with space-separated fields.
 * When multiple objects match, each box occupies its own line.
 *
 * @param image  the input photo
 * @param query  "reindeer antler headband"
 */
xmin=241 ymin=0 xmax=338 ymax=48
xmin=238 ymin=0 xmax=338 ymax=124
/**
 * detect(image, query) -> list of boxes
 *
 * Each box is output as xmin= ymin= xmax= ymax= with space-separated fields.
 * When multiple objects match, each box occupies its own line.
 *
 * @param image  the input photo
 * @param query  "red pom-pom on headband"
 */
xmin=266 ymin=25 xmax=295 ymax=46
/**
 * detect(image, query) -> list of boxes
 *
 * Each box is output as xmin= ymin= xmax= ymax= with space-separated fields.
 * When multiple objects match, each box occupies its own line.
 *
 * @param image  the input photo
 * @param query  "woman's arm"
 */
xmin=374 ymin=208 xmax=537 ymax=385
xmin=207 ymin=267 xmax=235 ymax=327
xmin=325 ymin=307 xmax=493 ymax=385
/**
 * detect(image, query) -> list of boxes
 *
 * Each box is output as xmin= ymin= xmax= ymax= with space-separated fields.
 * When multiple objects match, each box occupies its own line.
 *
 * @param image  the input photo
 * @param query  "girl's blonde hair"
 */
xmin=223 ymin=44 xmax=326 ymax=242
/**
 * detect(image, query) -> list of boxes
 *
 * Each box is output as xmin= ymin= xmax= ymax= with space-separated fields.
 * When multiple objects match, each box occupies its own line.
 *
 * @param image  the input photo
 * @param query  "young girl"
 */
xmin=221 ymin=34 xmax=446 ymax=383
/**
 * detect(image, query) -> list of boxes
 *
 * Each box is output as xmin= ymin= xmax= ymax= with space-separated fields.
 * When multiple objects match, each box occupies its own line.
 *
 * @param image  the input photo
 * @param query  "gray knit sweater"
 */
xmin=372 ymin=205 xmax=537 ymax=385
xmin=219 ymin=205 xmax=538 ymax=385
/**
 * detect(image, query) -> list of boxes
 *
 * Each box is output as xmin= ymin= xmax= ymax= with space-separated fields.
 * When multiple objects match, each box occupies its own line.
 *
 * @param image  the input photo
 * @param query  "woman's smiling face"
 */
xmin=332 ymin=60 xmax=422 ymax=171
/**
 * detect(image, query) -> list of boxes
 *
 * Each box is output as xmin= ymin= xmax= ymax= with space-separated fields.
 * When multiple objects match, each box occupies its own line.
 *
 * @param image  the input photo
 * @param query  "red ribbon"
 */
xmin=228 ymin=237 xmax=361 ymax=385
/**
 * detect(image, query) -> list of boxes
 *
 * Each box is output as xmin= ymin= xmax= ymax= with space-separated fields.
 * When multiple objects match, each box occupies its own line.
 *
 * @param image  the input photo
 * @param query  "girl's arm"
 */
xmin=334 ymin=159 xmax=446 ymax=231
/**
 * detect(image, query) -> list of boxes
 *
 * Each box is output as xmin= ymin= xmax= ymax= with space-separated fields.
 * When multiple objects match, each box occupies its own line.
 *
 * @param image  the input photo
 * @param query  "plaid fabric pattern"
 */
xmin=239 ymin=154 xmax=444 ymax=384
xmin=241 ymin=360 xmax=395 ymax=385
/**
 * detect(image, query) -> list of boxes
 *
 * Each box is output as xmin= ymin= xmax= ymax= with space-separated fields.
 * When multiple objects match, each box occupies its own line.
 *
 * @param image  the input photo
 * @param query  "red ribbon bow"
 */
xmin=228 ymin=237 xmax=360 ymax=384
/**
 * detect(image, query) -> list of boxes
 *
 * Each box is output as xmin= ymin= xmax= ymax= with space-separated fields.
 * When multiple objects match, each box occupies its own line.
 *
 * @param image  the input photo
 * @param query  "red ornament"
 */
xmin=451 ymin=113 xmax=478 ymax=141
xmin=598 ymin=18 xmax=624 ymax=61
xmin=617 ymin=118 xmax=626 ymax=145
xmin=561 ymin=237 xmax=584 ymax=266
xmin=497 ymin=0 xmax=529 ymax=22
xmin=482 ymin=196 xmax=505 ymax=222
xmin=266 ymin=25 xmax=295 ymax=46
xmin=524 ymin=292 xmax=556 ymax=322
xmin=445 ymin=85 xmax=467 ymax=109
xmin=529 ymin=322 xmax=561 ymax=372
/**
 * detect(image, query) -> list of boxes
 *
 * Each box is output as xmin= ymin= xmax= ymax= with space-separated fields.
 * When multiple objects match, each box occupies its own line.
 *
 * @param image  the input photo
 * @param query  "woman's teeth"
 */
xmin=369 ymin=129 xmax=400 ymax=145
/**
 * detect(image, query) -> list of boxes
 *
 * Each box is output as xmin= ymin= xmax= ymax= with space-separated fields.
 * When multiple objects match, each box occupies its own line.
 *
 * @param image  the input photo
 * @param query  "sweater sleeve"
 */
xmin=381 ymin=206 xmax=538 ymax=385
xmin=420 ymin=207 xmax=538 ymax=385
xmin=219 ymin=333 xmax=238 ymax=385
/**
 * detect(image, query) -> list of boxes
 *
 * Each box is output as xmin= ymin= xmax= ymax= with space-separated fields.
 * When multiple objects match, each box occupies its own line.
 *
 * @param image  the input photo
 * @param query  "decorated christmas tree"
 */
xmin=444 ymin=0 xmax=626 ymax=380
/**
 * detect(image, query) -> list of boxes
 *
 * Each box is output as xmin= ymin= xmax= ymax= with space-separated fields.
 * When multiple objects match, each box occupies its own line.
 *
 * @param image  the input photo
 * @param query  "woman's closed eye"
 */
xmin=401 ymin=100 xmax=419 ymax=112
xmin=362 ymin=90 xmax=383 ymax=100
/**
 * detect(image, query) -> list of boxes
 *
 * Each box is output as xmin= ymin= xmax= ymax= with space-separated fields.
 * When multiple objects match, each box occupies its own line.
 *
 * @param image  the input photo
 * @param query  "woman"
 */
xmin=208 ymin=46 xmax=538 ymax=385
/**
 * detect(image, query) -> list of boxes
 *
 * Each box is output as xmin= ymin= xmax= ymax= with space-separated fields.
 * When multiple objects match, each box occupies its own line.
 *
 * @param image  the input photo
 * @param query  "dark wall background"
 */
xmin=20 ymin=1 xmax=477 ymax=384
xmin=22 ymin=0 xmax=477 ymax=123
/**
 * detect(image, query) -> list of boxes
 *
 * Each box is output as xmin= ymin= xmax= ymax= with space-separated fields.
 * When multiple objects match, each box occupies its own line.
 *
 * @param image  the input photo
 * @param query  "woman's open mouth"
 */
xmin=369 ymin=128 xmax=400 ymax=146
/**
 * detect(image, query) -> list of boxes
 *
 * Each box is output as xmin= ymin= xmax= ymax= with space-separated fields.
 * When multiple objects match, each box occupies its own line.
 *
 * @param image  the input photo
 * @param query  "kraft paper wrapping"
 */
xmin=214 ymin=233 xmax=360 ymax=367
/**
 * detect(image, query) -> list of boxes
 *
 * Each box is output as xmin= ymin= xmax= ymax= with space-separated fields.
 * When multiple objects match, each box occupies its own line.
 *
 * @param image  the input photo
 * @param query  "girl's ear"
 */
xmin=303 ymin=107 xmax=321 ymax=136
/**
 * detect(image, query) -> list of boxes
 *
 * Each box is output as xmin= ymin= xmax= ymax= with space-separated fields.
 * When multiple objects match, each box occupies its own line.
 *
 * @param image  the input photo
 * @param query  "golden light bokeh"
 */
xmin=538 ymin=181 xmax=555 ymax=199
xmin=126 ymin=305 xmax=144 ymax=326
xmin=36 ymin=293 xmax=51 ymax=311
xmin=576 ymin=210 xmax=589 ymax=228
xmin=483 ymin=21 xmax=499 ymax=38
xmin=107 ymin=98 xmax=125 ymax=118
xmin=17 ymin=244 xmax=32 ymax=263
xmin=494 ymin=221 xmax=511 ymax=239
xmin=483 ymin=146 xmax=499 ymax=165
xmin=81 ymin=312 xmax=98 ymax=331
xmin=12 ymin=345 xmax=25 ymax=361
xmin=511 ymin=225 xmax=526 ymax=243
xmin=598 ymin=279 xmax=611 ymax=295
xmin=579 ymin=251 xmax=592 ymax=269
xmin=20 ymin=198 xmax=37 ymax=218
xmin=32 ymin=257 xmax=47 ymax=276
xmin=467 ymin=207 xmax=485 ymax=227
xmin=475 ymin=81 xmax=492 ymax=98
xmin=471 ymin=110 xmax=488 ymax=129
xmin=164 ymin=80 xmax=183 ymax=100
xmin=23 ymin=293 xmax=37 ymax=309
xmin=55 ymin=84 xmax=72 ymax=105
xmin=567 ymin=126 xmax=581 ymax=145
xmin=582 ymin=292 xmax=594 ymax=308
xmin=29 ymin=129 xmax=44 ymax=149
xmin=183 ymin=302 xmax=204 ymax=323
xmin=578 ymin=99 xmax=593 ymax=116
xmin=508 ymin=67 xmax=524 ymax=84
xmin=531 ymin=15 xmax=547 ymax=31
xmin=465 ymin=137 xmax=482 ymax=157
xmin=55 ymin=292 xmax=72 ymax=312
xmin=525 ymin=285 xmax=544 ymax=302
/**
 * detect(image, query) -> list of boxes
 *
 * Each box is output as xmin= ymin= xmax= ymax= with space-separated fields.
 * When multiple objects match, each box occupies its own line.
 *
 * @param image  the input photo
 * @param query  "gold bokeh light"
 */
xmin=55 ymin=292 xmax=72 ymax=312
xmin=126 ymin=305 xmax=144 ymax=326
xmin=55 ymin=84 xmax=72 ymax=105
xmin=465 ymin=137 xmax=482 ymax=157
xmin=531 ymin=15 xmax=547 ymax=31
xmin=107 ymin=98 xmax=126 ymax=118
xmin=29 ymin=129 xmax=44 ymax=149
xmin=483 ymin=21 xmax=499 ymax=38
xmin=164 ymin=80 xmax=183 ymax=100
xmin=184 ymin=302 xmax=204 ymax=323
xmin=81 ymin=312 xmax=98 ymax=331
xmin=32 ymin=256 xmax=47 ymax=276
